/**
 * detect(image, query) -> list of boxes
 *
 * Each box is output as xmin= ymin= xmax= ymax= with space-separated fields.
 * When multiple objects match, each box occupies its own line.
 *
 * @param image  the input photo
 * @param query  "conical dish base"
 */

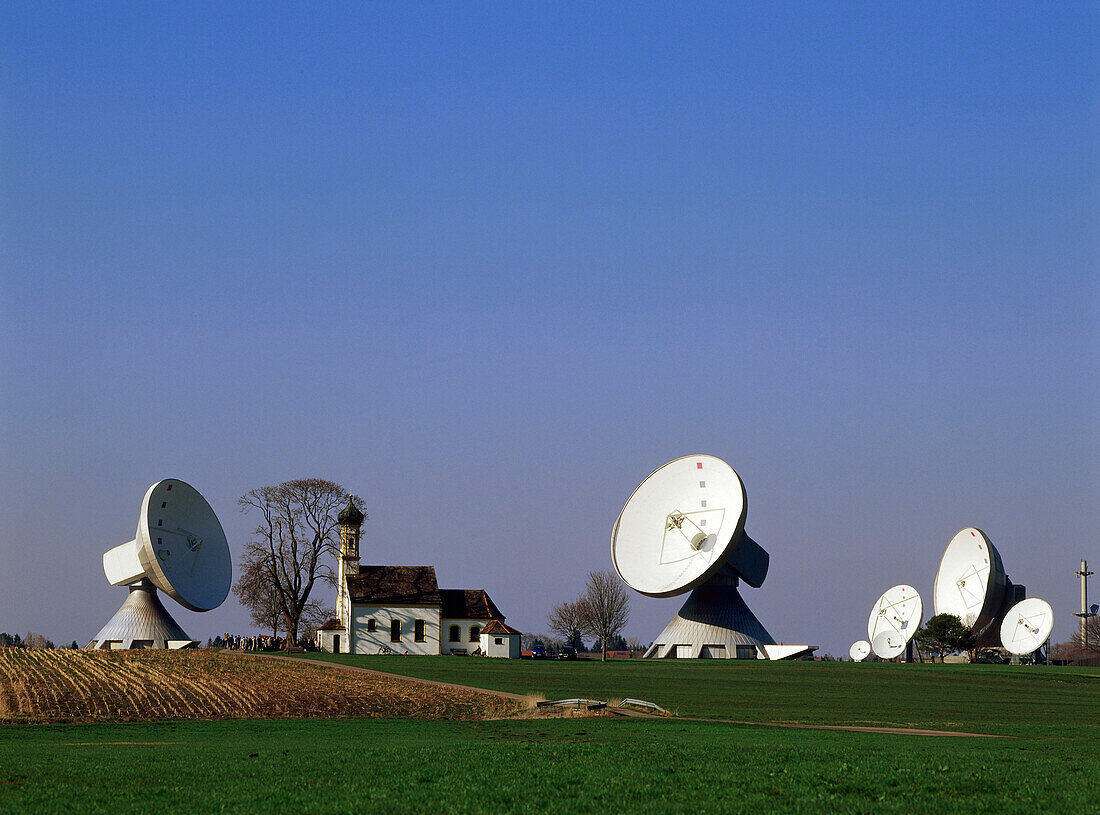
xmin=644 ymin=575 xmax=776 ymax=659
xmin=87 ymin=579 xmax=197 ymax=649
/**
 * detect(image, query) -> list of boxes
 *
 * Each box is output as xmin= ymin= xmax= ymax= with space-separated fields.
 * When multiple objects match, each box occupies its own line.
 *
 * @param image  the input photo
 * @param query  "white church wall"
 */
xmin=440 ymin=618 xmax=489 ymax=655
xmin=351 ymin=605 xmax=440 ymax=655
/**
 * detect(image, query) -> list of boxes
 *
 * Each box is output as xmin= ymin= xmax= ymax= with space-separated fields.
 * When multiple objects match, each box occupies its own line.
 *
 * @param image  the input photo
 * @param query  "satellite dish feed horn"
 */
xmin=89 ymin=479 xmax=232 ymax=650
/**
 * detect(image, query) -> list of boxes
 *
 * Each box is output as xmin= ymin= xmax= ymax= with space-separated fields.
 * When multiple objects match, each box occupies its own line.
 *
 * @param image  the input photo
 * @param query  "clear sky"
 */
xmin=1 ymin=4 xmax=1096 ymax=657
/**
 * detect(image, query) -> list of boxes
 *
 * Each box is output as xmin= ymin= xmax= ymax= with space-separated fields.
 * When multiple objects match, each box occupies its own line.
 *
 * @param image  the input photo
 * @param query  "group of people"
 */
xmin=217 ymin=633 xmax=288 ymax=652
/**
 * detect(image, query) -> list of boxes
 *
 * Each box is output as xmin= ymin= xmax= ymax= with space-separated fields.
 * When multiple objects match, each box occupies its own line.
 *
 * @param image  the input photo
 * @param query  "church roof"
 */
xmin=337 ymin=498 xmax=365 ymax=526
xmin=481 ymin=619 xmax=522 ymax=636
xmin=318 ymin=618 xmax=345 ymax=631
xmin=440 ymin=589 xmax=504 ymax=621
xmin=347 ymin=566 xmax=440 ymax=605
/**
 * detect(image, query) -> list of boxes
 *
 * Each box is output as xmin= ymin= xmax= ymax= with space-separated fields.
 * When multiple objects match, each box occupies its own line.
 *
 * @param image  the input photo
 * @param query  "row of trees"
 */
xmin=1050 ymin=614 xmax=1100 ymax=665
xmin=546 ymin=570 xmax=631 ymax=661
xmin=0 ymin=632 xmax=61 ymax=649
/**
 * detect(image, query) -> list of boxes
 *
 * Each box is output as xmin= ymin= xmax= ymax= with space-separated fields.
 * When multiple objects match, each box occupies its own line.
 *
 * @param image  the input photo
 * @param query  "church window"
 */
xmin=367 ymin=619 xmax=376 ymax=632
xmin=449 ymin=625 xmax=460 ymax=642
xmin=494 ymin=637 xmax=503 ymax=645
xmin=469 ymin=625 xmax=480 ymax=642
xmin=414 ymin=619 xmax=425 ymax=642
xmin=390 ymin=620 xmax=401 ymax=642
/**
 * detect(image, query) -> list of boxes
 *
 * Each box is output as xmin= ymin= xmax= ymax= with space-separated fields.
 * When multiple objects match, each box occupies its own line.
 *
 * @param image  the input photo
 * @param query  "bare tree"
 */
xmin=1082 ymin=613 xmax=1100 ymax=656
xmin=239 ymin=478 xmax=363 ymax=650
xmin=233 ymin=549 xmax=282 ymax=637
xmin=577 ymin=570 xmax=630 ymax=662
xmin=547 ymin=600 xmax=586 ymax=651
xmin=1053 ymin=614 xmax=1100 ymax=665
xmin=300 ymin=601 xmax=336 ymax=642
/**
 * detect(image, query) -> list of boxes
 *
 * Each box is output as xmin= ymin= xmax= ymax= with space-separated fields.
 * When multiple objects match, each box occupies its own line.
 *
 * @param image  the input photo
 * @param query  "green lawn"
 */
xmin=295 ymin=653 xmax=1100 ymax=739
xmin=2 ymin=657 xmax=1097 ymax=814
xmin=1 ymin=716 xmax=1096 ymax=815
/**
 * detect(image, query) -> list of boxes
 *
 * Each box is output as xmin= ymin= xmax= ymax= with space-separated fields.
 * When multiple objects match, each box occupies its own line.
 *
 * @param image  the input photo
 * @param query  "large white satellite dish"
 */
xmin=933 ymin=527 xmax=1022 ymax=646
xmin=849 ymin=640 xmax=871 ymax=662
xmin=612 ymin=455 xmax=813 ymax=660
xmin=89 ymin=479 xmax=232 ymax=649
xmin=868 ymin=584 xmax=923 ymax=644
xmin=999 ymin=598 xmax=1054 ymax=656
xmin=871 ymin=630 xmax=906 ymax=660
xmin=612 ymin=455 xmax=765 ymax=597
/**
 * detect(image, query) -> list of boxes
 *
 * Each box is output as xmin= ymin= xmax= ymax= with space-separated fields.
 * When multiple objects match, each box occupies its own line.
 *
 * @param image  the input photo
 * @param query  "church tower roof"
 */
xmin=337 ymin=498 xmax=365 ymax=527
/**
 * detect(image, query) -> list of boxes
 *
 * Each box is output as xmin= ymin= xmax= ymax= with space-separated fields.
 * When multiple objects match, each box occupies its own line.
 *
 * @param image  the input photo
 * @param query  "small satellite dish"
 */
xmin=871 ymin=630 xmax=906 ymax=659
xmin=933 ymin=528 xmax=1010 ymax=643
xmin=868 ymin=585 xmax=923 ymax=644
xmin=999 ymin=598 xmax=1054 ymax=656
xmin=849 ymin=640 xmax=871 ymax=661
xmin=90 ymin=479 xmax=231 ymax=649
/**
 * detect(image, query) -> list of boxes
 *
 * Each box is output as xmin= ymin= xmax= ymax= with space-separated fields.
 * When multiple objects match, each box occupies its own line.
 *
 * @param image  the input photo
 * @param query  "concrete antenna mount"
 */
xmin=1074 ymin=560 xmax=1095 ymax=645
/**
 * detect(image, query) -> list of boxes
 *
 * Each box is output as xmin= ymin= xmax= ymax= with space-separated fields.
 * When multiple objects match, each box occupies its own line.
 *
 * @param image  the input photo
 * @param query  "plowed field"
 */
xmin=0 ymin=648 xmax=520 ymax=722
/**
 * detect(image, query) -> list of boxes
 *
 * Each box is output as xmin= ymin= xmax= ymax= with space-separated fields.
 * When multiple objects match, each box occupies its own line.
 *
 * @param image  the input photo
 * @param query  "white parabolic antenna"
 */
xmin=871 ymin=630 xmax=906 ymax=659
xmin=999 ymin=598 xmax=1054 ymax=656
xmin=868 ymin=584 xmax=923 ymax=644
xmin=933 ymin=527 xmax=1021 ymax=645
xmin=612 ymin=455 xmax=813 ymax=660
xmin=88 ymin=479 xmax=232 ymax=649
xmin=849 ymin=640 xmax=871 ymax=662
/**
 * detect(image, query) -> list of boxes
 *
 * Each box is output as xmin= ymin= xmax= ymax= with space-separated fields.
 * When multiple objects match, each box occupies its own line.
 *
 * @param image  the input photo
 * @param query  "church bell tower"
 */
xmin=336 ymin=497 xmax=365 ymax=627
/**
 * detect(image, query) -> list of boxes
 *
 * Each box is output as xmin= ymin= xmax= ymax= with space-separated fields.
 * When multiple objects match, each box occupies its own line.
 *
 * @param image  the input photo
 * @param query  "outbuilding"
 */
xmin=479 ymin=619 xmax=522 ymax=658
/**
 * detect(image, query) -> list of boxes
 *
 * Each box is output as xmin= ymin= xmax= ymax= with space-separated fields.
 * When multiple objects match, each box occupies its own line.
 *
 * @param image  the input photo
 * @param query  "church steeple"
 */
xmin=336 ymin=497 xmax=365 ymax=632
xmin=337 ymin=498 xmax=364 ymax=565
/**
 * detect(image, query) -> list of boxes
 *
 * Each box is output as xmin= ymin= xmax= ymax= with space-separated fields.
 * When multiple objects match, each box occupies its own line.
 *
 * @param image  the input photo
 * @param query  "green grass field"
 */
xmin=298 ymin=653 xmax=1100 ymax=739
xmin=1 ymin=656 xmax=1097 ymax=814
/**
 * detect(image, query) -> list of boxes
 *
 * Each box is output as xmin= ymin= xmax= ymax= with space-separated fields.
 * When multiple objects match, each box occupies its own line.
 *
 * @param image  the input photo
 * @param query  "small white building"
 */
xmin=479 ymin=619 xmax=522 ymax=658
xmin=316 ymin=499 xmax=518 ymax=656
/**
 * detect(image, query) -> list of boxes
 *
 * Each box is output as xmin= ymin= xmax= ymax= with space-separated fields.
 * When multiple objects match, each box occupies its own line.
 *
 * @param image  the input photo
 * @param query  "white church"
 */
xmin=317 ymin=499 xmax=521 ymax=658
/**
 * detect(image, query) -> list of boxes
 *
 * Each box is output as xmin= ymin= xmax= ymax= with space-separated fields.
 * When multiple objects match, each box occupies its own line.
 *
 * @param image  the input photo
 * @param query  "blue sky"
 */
xmin=1 ymin=4 xmax=1096 ymax=655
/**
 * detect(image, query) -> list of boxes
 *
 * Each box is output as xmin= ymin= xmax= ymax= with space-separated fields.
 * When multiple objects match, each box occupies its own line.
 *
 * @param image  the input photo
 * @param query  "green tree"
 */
xmin=915 ymin=613 xmax=976 ymax=662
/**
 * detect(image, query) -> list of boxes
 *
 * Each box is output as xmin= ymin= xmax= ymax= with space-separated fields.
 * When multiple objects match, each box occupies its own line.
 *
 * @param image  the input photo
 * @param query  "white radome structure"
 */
xmin=999 ymin=598 xmax=1055 ymax=657
xmin=849 ymin=640 xmax=871 ymax=661
xmin=933 ymin=528 xmax=1025 ymax=646
xmin=88 ymin=479 xmax=231 ymax=649
xmin=611 ymin=454 xmax=814 ymax=660
xmin=867 ymin=584 xmax=922 ymax=660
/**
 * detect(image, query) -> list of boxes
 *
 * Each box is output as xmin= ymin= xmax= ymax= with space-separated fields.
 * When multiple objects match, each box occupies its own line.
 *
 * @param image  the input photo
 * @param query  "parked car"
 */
xmin=558 ymin=646 xmax=577 ymax=660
